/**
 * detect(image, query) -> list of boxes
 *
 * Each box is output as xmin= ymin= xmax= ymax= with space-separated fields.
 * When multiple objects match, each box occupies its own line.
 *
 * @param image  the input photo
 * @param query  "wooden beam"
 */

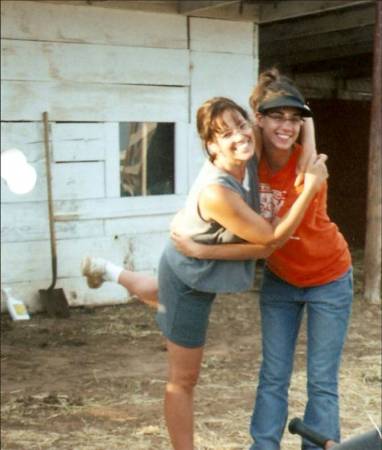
xmin=262 ymin=25 xmax=374 ymax=59
xmin=261 ymin=41 xmax=373 ymax=70
xmin=261 ymin=3 xmax=375 ymax=43
xmin=177 ymin=0 xmax=259 ymax=21
xmin=38 ymin=1 xmax=179 ymax=13
xmin=259 ymin=0 xmax=374 ymax=24
xmin=270 ymin=53 xmax=373 ymax=79
xmin=178 ymin=1 xmax=238 ymax=15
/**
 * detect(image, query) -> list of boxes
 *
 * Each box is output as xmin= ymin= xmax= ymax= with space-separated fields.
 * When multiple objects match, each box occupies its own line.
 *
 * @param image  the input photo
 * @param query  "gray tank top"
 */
xmin=164 ymin=156 xmax=260 ymax=293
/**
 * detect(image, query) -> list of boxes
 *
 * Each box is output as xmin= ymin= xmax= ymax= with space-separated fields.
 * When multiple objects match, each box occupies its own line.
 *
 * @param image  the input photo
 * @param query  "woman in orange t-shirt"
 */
xmin=171 ymin=70 xmax=352 ymax=450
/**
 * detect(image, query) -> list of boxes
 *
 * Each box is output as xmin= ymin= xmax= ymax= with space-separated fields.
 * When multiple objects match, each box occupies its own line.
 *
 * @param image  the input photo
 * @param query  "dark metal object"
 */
xmin=289 ymin=417 xmax=382 ymax=450
xmin=289 ymin=417 xmax=329 ymax=448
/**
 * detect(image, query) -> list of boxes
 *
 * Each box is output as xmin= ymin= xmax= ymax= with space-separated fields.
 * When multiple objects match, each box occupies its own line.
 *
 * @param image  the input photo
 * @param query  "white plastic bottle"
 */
xmin=2 ymin=287 xmax=30 ymax=321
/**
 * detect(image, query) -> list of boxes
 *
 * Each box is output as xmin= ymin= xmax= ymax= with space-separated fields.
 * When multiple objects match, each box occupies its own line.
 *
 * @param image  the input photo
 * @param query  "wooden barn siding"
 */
xmin=1 ymin=1 xmax=188 ymax=49
xmin=188 ymin=17 xmax=258 ymax=183
xmin=1 ymin=2 xmax=258 ymax=311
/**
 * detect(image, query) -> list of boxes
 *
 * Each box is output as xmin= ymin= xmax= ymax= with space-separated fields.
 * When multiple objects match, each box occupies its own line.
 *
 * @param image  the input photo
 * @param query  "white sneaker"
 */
xmin=81 ymin=256 xmax=108 ymax=289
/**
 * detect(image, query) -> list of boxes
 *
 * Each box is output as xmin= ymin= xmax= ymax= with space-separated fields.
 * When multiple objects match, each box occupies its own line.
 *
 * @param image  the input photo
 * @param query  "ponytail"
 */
xmin=250 ymin=67 xmax=280 ymax=112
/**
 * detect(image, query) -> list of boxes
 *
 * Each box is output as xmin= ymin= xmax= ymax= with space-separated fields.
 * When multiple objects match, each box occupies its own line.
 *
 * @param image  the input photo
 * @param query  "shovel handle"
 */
xmin=43 ymin=112 xmax=57 ymax=289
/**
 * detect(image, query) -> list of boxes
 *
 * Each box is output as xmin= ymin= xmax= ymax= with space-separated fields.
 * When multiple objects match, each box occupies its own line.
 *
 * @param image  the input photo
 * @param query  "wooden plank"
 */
xmin=0 ymin=277 xmax=131 ymax=312
xmin=179 ymin=1 xmax=259 ymax=21
xmin=52 ymin=139 xmax=105 ymax=163
xmin=1 ymin=121 xmax=47 ymax=202
xmin=1 ymin=202 xmax=48 ymax=242
xmin=1 ymin=202 xmax=104 ymax=242
xmin=52 ymin=161 xmax=105 ymax=200
xmin=42 ymin=0 xmax=179 ymax=15
xmin=1 ymin=234 xmax=150 ymax=304
xmin=261 ymin=4 xmax=375 ymax=43
xmin=52 ymin=123 xmax=106 ymax=162
xmin=57 ymin=233 xmax=166 ymax=277
xmin=63 ymin=278 xmax=132 ymax=308
xmin=104 ymin=214 xmax=173 ymax=237
xmin=174 ymin=122 xmax=190 ymax=195
xmin=259 ymin=0 xmax=373 ymax=24
xmin=1 ymin=158 xmax=47 ymax=203
xmin=346 ymin=77 xmax=372 ymax=93
xmin=261 ymin=41 xmax=373 ymax=68
xmin=104 ymin=123 xmax=121 ymax=198
xmin=1 ymin=40 xmax=190 ymax=86
xmin=262 ymin=25 xmax=374 ymax=59
xmin=53 ymin=122 xmax=120 ymax=197
xmin=1 ymin=81 xmax=188 ymax=122
xmin=0 ymin=277 xmax=132 ymax=313
xmin=53 ymin=194 xmax=186 ymax=221
xmin=294 ymin=74 xmax=337 ymax=90
xmin=1 ymin=121 xmax=43 ymax=151
xmin=52 ymin=122 xmax=105 ymax=142
xmin=1 ymin=235 xmax=128 ymax=283
xmin=190 ymin=18 xmax=253 ymax=54
xmin=55 ymin=220 xmax=104 ymax=240
xmin=190 ymin=51 xmax=254 ymax=120
xmin=1 ymin=1 xmax=187 ymax=48
xmin=0 ymin=280 xmax=46 ymax=313
xmin=126 ymin=232 xmax=168 ymax=272
xmin=179 ymin=1 xmax=238 ymax=14
xmin=1 ymin=240 xmax=52 ymax=283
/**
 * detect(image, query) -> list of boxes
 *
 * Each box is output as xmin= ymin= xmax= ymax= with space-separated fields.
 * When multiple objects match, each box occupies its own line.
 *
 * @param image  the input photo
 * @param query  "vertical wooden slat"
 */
xmin=142 ymin=123 xmax=148 ymax=196
xmin=364 ymin=0 xmax=382 ymax=304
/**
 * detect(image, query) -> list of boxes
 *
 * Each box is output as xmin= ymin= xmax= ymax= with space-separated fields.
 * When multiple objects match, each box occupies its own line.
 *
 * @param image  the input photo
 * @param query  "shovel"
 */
xmin=39 ymin=111 xmax=70 ymax=318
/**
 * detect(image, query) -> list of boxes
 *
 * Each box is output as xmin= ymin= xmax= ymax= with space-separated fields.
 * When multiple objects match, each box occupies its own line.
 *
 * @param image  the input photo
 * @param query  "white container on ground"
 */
xmin=2 ymin=287 xmax=30 ymax=320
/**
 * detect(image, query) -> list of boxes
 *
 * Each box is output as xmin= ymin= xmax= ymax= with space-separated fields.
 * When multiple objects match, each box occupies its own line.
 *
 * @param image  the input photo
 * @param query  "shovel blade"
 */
xmin=39 ymin=288 xmax=70 ymax=318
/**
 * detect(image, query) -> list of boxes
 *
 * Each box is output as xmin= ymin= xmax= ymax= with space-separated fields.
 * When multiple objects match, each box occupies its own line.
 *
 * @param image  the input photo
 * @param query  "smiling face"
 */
xmin=256 ymin=107 xmax=303 ymax=152
xmin=207 ymin=109 xmax=255 ymax=167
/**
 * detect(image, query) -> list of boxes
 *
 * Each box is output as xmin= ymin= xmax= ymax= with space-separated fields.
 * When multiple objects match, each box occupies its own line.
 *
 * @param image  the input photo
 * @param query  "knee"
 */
xmin=167 ymin=370 xmax=200 ymax=394
xmin=259 ymin=362 xmax=292 ymax=390
xmin=307 ymin=376 xmax=338 ymax=397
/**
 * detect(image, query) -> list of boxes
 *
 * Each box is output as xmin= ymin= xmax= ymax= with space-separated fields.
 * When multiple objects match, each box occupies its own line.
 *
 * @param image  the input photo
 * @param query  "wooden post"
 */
xmin=364 ymin=0 xmax=381 ymax=304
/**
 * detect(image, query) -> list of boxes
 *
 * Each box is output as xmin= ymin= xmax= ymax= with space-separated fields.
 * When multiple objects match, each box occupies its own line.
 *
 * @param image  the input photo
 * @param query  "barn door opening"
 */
xmin=307 ymin=98 xmax=370 ymax=248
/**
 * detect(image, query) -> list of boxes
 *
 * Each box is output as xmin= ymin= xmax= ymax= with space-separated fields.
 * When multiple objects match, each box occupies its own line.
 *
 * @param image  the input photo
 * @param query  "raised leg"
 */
xmin=81 ymin=256 xmax=159 ymax=308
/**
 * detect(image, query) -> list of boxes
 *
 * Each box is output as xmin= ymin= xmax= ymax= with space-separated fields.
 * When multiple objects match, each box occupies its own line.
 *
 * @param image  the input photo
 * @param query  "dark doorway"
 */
xmin=307 ymin=99 xmax=370 ymax=248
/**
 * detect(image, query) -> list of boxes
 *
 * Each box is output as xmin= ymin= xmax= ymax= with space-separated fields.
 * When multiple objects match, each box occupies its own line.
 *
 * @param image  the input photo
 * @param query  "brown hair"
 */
xmin=249 ymin=68 xmax=304 ymax=113
xmin=196 ymin=97 xmax=250 ymax=160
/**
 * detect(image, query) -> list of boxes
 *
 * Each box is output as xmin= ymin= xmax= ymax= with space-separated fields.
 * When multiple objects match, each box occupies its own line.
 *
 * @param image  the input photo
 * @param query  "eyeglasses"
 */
xmin=265 ymin=112 xmax=304 ymax=126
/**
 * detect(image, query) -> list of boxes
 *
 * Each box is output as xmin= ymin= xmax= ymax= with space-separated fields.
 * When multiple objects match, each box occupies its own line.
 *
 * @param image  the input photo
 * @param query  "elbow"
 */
xmin=262 ymin=241 xmax=278 ymax=257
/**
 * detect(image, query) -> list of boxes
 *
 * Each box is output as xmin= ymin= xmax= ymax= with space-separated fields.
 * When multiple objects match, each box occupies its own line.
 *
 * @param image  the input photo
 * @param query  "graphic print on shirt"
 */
xmin=259 ymin=182 xmax=287 ymax=221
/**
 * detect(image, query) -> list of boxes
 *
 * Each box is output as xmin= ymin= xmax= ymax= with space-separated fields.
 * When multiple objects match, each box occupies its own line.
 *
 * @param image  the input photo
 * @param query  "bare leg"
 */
xmin=165 ymin=340 xmax=204 ymax=450
xmin=117 ymin=270 xmax=159 ymax=308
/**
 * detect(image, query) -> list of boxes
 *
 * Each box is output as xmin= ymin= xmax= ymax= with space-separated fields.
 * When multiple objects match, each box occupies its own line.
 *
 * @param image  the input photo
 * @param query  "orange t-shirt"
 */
xmin=258 ymin=144 xmax=351 ymax=287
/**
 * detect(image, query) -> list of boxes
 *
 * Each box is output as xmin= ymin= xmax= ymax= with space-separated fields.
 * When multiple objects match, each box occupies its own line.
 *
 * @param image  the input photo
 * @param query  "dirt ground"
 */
xmin=1 ymin=250 xmax=381 ymax=450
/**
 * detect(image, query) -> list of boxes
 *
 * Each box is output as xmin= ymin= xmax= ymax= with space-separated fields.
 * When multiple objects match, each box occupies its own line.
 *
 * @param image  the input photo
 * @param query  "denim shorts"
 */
xmin=156 ymin=251 xmax=216 ymax=348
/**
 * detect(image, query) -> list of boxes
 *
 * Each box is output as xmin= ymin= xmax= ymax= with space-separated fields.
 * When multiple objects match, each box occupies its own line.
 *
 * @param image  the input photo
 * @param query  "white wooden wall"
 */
xmin=1 ymin=1 xmax=258 ymax=311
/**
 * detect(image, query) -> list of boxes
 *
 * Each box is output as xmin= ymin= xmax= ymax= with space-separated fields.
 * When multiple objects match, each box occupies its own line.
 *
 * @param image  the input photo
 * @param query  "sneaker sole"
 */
xmin=81 ymin=256 xmax=104 ymax=289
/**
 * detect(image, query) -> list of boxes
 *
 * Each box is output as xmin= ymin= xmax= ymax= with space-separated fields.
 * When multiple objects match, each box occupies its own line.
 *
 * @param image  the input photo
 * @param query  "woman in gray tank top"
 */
xmin=81 ymin=97 xmax=328 ymax=450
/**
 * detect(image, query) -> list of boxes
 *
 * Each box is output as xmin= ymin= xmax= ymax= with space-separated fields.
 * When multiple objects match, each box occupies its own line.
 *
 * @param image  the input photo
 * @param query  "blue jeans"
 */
xmin=250 ymin=267 xmax=353 ymax=450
